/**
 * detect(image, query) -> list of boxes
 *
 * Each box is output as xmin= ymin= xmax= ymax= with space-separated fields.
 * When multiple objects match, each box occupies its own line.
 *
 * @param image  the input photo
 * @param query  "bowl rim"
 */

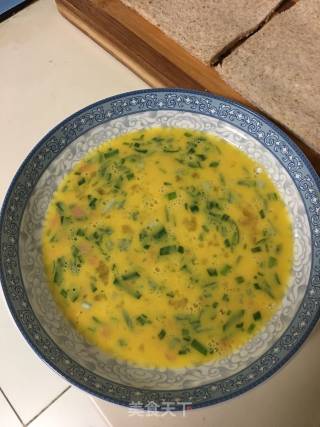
xmin=1 ymin=88 xmax=319 ymax=411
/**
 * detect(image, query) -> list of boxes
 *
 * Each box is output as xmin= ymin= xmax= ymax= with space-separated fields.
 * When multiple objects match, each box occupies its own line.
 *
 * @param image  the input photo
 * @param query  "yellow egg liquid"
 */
xmin=42 ymin=128 xmax=293 ymax=368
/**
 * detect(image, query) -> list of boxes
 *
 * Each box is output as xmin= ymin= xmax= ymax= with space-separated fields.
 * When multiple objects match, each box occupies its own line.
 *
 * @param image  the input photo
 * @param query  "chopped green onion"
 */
xmin=56 ymin=201 xmax=65 ymax=213
xmin=70 ymin=288 xmax=79 ymax=302
xmin=113 ymin=278 xmax=142 ymax=299
xmin=207 ymin=268 xmax=218 ymax=277
xmin=274 ymin=273 xmax=281 ymax=284
xmin=209 ymin=161 xmax=220 ymax=168
xmin=88 ymin=195 xmax=97 ymax=209
xmin=160 ymin=246 xmax=175 ymax=255
xmin=76 ymin=228 xmax=85 ymax=236
xmin=190 ymin=204 xmax=199 ymax=213
xmin=191 ymin=339 xmax=208 ymax=355
xmin=104 ymin=149 xmax=119 ymax=158
xmin=268 ymin=257 xmax=277 ymax=268
xmin=223 ymin=309 xmax=245 ymax=331
xmin=122 ymin=271 xmax=140 ymax=281
xmin=237 ymin=179 xmax=256 ymax=187
xmin=163 ymin=148 xmax=180 ymax=153
xmin=61 ymin=215 xmax=72 ymax=225
xmin=267 ymin=192 xmax=278 ymax=201
xmin=166 ymin=291 xmax=175 ymax=298
xmin=187 ymin=161 xmax=201 ymax=168
xmin=181 ymin=328 xmax=191 ymax=341
xmin=122 ymin=309 xmax=133 ymax=329
xmin=126 ymin=172 xmax=134 ymax=180
xmin=219 ymin=174 xmax=226 ymax=185
xmin=159 ymin=245 xmax=184 ymax=255
xmin=166 ymin=191 xmax=177 ymax=200
xmin=224 ymin=239 xmax=231 ymax=247
xmin=60 ymin=288 xmax=68 ymax=298
xmin=203 ymin=282 xmax=217 ymax=289
xmin=220 ymin=264 xmax=232 ymax=276
xmin=90 ymin=282 xmax=97 ymax=293
xmin=158 ymin=329 xmax=166 ymax=340
xmin=153 ymin=227 xmax=167 ymax=240
xmin=132 ymin=290 xmax=142 ymax=299
xmin=164 ymin=206 xmax=170 ymax=222
xmin=222 ymin=293 xmax=230 ymax=302
xmin=53 ymin=256 xmax=65 ymax=285
xmin=49 ymin=234 xmax=58 ymax=243
xmin=136 ymin=314 xmax=151 ymax=325
xmin=254 ymin=281 xmax=274 ymax=299
xmin=253 ymin=311 xmax=262 ymax=321
xmin=178 ymin=347 xmax=190 ymax=355
xmin=259 ymin=209 xmax=265 ymax=219
xmin=131 ymin=211 xmax=139 ymax=221
xmin=118 ymin=338 xmax=127 ymax=347
xmin=207 ymin=200 xmax=220 ymax=210
xmin=134 ymin=148 xmax=148 ymax=153
xmin=70 ymin=245 xmax=83 ymax=273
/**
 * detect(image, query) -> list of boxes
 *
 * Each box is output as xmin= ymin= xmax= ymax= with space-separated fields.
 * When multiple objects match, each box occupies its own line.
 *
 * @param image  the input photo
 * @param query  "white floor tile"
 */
xmin=28 ymin=387 xmax=108 ymax=427
xmin=0 ymin=291 xmax=68 ymax=424
xmin=0 ymin=391 xmax=22 ymax=427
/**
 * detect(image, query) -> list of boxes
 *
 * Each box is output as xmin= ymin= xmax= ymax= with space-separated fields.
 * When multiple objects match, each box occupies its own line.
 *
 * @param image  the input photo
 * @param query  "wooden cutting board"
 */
xmin=55 ymin=0 xmax=319 ymax=173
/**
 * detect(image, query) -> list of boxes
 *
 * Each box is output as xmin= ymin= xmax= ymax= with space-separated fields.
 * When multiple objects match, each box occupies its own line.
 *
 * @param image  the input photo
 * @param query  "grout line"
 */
xmin=92 ymin=400 xmax=114 ymax=427
xmin=25 ymin=385 xmax=71 ymax=426
xmin=0 ymin=387 xmax=24 ymax=425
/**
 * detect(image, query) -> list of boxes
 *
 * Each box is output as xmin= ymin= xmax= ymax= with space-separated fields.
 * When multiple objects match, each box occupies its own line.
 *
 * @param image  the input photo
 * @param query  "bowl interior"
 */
xmin=19 ymin=110 xmax=311 ymax=390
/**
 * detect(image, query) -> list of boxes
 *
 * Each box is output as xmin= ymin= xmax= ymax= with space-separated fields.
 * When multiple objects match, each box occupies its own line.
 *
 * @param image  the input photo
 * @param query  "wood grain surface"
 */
xmin=55 ymin=0 xmax=319 ymax=174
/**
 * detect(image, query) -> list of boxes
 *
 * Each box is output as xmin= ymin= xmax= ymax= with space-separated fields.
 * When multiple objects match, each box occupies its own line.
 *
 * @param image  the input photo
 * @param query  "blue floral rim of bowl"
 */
xmin=0 ymin=88 xmax=320 ymax=411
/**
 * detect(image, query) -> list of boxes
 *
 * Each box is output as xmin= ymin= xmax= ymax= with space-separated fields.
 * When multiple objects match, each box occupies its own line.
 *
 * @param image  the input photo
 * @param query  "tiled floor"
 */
xmin=0 ymin=291 xmax=109 ymax=427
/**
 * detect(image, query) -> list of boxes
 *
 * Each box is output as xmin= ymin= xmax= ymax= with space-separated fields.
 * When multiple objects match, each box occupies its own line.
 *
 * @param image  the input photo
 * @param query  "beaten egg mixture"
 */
xmin=42 ymin=128 xmax=292 ymax=368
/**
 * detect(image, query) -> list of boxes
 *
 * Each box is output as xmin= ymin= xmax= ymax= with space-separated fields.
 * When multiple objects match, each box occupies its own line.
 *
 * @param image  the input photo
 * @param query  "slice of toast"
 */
xmin=120 ymin=0 xmax=284 ymax=64
xmin=219 ymin=0 xmax=320 ymax=152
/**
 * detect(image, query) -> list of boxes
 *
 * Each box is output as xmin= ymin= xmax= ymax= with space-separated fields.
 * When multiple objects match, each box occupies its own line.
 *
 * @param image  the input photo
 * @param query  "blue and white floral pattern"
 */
xmin=0 ymin=89 xmax=319 ymax=410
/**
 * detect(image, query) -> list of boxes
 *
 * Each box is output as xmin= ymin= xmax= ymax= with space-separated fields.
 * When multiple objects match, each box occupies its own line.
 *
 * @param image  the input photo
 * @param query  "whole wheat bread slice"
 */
xmin=120 ymin=0 xmax=284 ymax=64
xmin=220 ymin=0 xmax=320 ymax=153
